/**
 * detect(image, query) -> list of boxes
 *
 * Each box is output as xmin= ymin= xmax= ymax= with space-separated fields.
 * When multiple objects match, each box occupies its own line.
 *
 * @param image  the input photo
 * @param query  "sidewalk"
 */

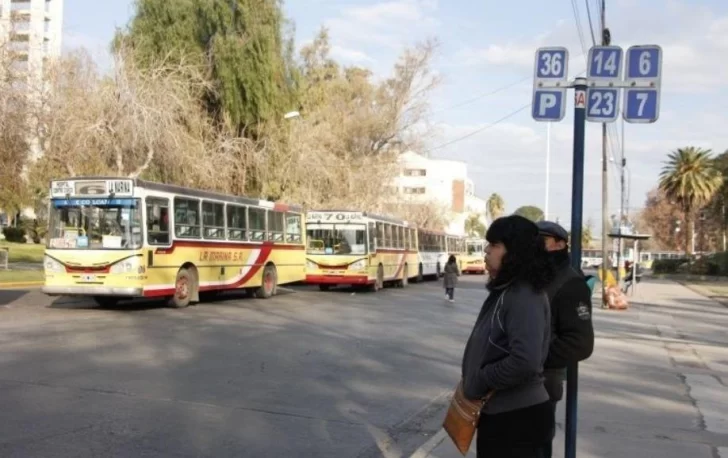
xmin=414 ymin=278 xmax=728 ymax=457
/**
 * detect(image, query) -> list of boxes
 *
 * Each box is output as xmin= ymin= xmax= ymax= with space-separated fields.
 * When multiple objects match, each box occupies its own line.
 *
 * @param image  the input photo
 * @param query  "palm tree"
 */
xmin=659 ymin=147 xmax=723 ymax=256
xmin=486 ymin=193 xmax=505 ymax=224
xmin=465 ymin=213 xmax=485 ymax=237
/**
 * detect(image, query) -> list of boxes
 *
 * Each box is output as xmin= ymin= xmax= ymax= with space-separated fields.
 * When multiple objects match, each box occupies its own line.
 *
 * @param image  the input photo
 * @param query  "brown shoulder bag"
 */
xmin=442 ymin=380 xmax=495 ymax=455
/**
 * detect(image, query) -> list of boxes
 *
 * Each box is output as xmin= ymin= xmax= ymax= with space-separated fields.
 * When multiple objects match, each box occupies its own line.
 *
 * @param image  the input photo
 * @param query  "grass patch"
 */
xmin=680 ymin=280 xmax=728 ymax=307
xmin=0 ymin=241 xmax=45 ymax=263
xmin=0 ymin=269 xmax=44 ymax=284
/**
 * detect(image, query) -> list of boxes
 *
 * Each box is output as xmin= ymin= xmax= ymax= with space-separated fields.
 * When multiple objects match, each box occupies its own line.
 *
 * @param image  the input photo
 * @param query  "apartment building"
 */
xmin=0 ymin=0 xmax=63 ymax=84
xmin=390 ymin=150 xmax=488 ymax=235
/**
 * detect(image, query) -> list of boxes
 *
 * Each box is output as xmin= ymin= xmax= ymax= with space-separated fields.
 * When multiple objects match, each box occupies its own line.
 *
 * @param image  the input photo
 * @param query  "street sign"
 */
xmin=587 ymin=46 xmax=624 ymax=82
xmin=623 ymin=89 xmax=659 ymax=123
xmin=532 ymin=47 xmax=569 ymax=122
xmin=534 ymin=47 xmax=569 ymax=80
xmin=586 ymin=88 xmax=620 ymax=122
xmin=532 ymin=90 xmax=566 ymax=121
xmin=623 ymin=45 xmax=662 ymax=123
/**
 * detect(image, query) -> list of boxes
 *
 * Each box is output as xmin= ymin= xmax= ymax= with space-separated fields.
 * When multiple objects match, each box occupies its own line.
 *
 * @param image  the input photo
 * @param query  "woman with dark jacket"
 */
xmin=461 ymin=215 xmax=556 ymax=457
xmin=443 ymin=255 xmax=460 ymax=302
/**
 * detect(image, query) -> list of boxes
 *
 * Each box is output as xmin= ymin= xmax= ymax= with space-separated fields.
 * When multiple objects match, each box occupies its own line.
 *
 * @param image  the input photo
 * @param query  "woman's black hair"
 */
xmin=485 ymin=215 xmax=555 ymax=292
xmin=448 ymin=254 xmax=456 ymax=264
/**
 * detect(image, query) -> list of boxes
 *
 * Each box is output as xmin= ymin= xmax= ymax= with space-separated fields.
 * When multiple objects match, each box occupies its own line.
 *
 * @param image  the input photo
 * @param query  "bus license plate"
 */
xmin=80 ymin=274 xmax=97 ymax=282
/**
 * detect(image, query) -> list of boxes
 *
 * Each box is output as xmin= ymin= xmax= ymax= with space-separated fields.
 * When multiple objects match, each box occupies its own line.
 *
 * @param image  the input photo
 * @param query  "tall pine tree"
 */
xmin=116 ymin=0 xmax=298 ymax=133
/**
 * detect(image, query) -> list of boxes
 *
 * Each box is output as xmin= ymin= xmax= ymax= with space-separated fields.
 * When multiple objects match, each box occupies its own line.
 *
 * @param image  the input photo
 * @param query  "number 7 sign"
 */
xmin=624 ymin=89 xmax=659 ymax=123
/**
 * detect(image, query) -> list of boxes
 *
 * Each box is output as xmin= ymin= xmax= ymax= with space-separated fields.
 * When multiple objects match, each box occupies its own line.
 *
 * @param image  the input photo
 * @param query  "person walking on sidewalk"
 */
xmin=536 ymin=221 xmax=596 ymax=458
xmin=462 ymin=215 xmax=556 ymax=457
xmin=443 ymin=255 xmax=460 ymax=302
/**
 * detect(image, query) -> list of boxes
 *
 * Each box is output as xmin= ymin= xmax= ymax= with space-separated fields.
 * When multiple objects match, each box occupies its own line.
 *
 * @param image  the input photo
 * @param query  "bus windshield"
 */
xmin=306 ymin=223 xmax=367 ymax=255
xmin=467 ymin=242 xmax=484 ymax=255
xmin=47 ymin=198 xmax=143 ymax=250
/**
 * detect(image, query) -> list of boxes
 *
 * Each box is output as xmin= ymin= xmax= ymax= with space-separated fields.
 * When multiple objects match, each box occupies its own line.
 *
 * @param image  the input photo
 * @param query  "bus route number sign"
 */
xmin=307 ymin=212 xmax=364 ymax=222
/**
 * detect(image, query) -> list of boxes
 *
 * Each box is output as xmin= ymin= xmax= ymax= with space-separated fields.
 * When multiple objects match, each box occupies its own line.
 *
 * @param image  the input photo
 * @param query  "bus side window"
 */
xmin=227 ymin=204 xmax=247 ymax=241
xmin=146 ymin=197 xmax=170 ymax=245
xmin=174 ymin=198 xmax=201 ymax=238
xmin=285 ymin=213 xmax=302 ymax=243
xmin=368 ymin=222 xmax=376 ymax=251
xmin=248 ymin=207 xmax=266 ymax=241
xmin=202 ymin=201 xmax=225 ymax=240
xmin=268 ymin=210 xmax=285 ymax=242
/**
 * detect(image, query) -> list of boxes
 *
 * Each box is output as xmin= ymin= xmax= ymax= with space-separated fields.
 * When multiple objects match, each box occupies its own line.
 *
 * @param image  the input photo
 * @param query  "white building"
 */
xmin=0 ymin=0 xmax=63 ymax=86
xmin=390 ymin=151 xmax=488 ymax=235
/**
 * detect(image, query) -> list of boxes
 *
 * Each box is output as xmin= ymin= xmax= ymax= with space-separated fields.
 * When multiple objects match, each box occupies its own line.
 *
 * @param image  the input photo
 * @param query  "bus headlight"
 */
xmin=44 ymin=256 xmax=63 ymax=272
xmin=350 ymin=259 xmax=366 ymax=271
xmin=110 ymin=257 xmax=140 ymax=274
xmin=306 ymin=261 xmax=317 ymax=270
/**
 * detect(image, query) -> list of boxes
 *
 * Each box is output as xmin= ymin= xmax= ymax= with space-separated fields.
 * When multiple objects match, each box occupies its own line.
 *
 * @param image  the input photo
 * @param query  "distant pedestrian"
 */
xmin=443 ymin=255 xmax=460 ymax=302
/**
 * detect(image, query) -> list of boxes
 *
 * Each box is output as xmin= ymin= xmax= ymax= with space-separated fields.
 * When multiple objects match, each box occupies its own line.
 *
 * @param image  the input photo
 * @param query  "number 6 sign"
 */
xmin=623 ymin=45 xmax=662 ymax=123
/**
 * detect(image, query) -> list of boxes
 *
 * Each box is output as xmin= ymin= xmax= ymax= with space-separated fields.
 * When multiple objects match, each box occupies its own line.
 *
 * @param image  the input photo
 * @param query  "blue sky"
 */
xmin=63 ymin=0 xmax=728 ymax=231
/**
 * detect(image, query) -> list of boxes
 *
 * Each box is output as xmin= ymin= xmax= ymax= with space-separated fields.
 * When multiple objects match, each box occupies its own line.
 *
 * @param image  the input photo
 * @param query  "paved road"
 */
xmin=0 ymin=275 xmax=490 ymax=457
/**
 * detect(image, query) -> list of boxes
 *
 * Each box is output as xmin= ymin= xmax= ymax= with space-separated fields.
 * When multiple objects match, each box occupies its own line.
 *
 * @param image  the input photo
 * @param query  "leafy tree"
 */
xmin=465 ymin=213 xmax=486 ymax=237
xmin=659 ymin=147 xmax=722 ymax=255
xmin=486 ymin=193 xmax=505 ymax=223
xmin=116 ymin=0 xmax=297 ymax=132
xmin=513 ymin=205 xmax=544 ymax=222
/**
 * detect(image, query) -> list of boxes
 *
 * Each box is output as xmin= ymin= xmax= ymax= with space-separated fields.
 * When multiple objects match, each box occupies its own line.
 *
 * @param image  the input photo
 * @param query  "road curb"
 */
xmin=408 ymin=428 xmax=447 ymax=458
xmin=0 ymin=281 xmax=44 ymax=289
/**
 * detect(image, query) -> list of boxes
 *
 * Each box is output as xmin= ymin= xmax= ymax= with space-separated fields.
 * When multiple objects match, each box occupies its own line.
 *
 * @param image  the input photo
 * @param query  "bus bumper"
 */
xmin=463 ymin=266 xmax=485 ymax=274
xmin=305 ymin=274 xmax=370 ymax=285
xmin=41 ymin=285 xmax=144 ymax=297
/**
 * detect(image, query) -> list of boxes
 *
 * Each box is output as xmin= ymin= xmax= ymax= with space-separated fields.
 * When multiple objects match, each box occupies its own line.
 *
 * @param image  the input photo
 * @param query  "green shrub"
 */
xmin=2 ymin=227 xmax=26 ymax=243
xmin=652 ymin=258 xmax=687 ymax=274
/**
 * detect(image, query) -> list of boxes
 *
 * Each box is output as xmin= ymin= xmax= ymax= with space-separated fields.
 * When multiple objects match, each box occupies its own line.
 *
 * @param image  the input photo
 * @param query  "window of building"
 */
xmin=404 ymin=187 xmax=426 ymax=195
xmin=202 ymin=201 xmax=225 ymax=240
xmin=404 ymin=169 xmax=427 ymax=177
xmin=227 ymin=204 xmax=247 ymax=241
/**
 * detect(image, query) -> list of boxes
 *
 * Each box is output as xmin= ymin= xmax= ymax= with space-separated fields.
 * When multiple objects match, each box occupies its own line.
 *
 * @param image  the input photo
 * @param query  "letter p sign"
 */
xmin=532 ymin=89 xmax=566 ymax=122
xmin=539 ymin=93 xmax=557 ymax=115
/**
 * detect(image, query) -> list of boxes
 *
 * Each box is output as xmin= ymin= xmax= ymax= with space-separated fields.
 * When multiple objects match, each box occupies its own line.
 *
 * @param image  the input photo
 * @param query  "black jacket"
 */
xmin=543 ymin=250 xmax=595 ymax=400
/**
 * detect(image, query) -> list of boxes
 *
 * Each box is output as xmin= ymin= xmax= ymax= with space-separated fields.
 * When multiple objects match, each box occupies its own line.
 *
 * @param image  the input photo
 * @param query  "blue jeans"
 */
xmin=445 ymin=288 xmax=454 ymax=299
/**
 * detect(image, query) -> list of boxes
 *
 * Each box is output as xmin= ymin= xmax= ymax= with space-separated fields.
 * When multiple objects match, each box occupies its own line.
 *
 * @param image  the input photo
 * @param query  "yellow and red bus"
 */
xmin=304 ymin=210 xmax=419 ymax=291
xmin=461 ymin=237 xmax=486 ymax=274
xmin=42 ymin=177 xmax=306 ymax=307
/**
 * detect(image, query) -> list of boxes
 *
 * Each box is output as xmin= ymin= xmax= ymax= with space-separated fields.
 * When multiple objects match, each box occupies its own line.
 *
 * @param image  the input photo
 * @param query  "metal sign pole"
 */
xmin=565 ymin=77 xmax=587 ymax=458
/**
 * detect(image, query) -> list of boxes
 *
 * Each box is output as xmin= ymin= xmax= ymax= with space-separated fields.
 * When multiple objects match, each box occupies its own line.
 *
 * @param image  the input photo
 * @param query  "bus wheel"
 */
xmin=171 ymin=268 xmax=194 ymax=308
xmin=319 ymin=284 xmax=331 ymax=291
xmin=400 ymin=264 xmax=409 ymax=287
xmin=93 ymin=296 xmax=119 ymax=308
xmin=416 ymin=264 xmax=424 ymax=283
xmin=257 ymin=264 xmax=278 ymax=299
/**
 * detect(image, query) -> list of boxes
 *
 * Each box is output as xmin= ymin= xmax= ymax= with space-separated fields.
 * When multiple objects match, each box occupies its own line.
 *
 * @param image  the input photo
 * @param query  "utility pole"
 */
xmin=616 ymin=115 xmax=626 ymax=283
xmin=600 ymin=0 xmax=610 ymax=308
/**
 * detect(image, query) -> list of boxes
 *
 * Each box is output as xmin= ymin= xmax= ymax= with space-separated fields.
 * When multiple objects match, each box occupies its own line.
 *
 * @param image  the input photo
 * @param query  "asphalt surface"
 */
xmin=0 ymin=275 xmax=490 ymax=457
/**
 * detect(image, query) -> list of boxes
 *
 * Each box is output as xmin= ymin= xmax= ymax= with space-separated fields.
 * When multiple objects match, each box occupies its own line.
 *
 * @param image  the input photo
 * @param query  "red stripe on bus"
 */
xmin=375 ymin=249 xmax=417 ymax=255
xmin=144 ymin=245 xmax=275 ymax=297
xmin=154 ymin=240 xmax=304 ymax=255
